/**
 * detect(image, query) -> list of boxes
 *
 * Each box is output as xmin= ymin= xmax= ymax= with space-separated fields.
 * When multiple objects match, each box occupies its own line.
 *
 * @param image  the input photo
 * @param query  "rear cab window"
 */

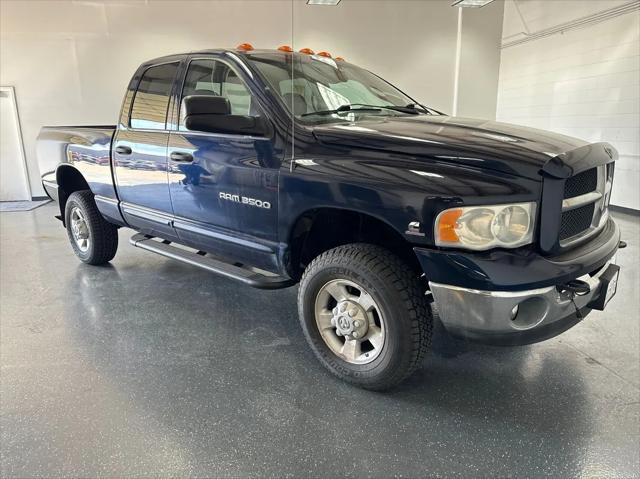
xmin=130 ymin=62 xmax=179 ymax=130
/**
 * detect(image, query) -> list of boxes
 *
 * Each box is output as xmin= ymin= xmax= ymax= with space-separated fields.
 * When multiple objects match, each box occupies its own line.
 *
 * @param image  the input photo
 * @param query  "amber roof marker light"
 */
xmin=236 ymin=43 xmax=254 ymax=51
xmin=299 ymin=48 xmax=315 ymax=55
xmin=335 ymin=56 xmax=345 ymax=61
xmin=278 ymin=45 xmax=293 ymax=52
xmin=317 ymin=51 xmax=332 ymax=58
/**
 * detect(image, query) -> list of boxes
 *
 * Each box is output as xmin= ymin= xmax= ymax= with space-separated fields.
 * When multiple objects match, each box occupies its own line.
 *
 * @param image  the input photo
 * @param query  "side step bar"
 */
xmin=129 ymin=234 xmax=295 ymax=290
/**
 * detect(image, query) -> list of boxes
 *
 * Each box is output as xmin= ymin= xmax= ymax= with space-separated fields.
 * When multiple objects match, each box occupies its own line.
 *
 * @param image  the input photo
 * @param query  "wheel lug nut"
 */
xmin=353 ymin=320 xmax=360 ymax=327
xmin=332 ymin=307 xmax=338 ymax=315
xmin=353 ymin=332 xmax=359 ymax=339
xmin=331 ymin=317 xmax=336 ymax=326
xmin=348 ymin=310 xmax=356 ymax=317
xmin=340 ymin=304 xmax=347 ymax=312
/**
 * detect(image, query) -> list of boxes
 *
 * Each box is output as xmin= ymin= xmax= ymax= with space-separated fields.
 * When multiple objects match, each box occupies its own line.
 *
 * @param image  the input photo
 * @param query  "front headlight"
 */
xmin=435 ymin=202 xmax=536 ymax=250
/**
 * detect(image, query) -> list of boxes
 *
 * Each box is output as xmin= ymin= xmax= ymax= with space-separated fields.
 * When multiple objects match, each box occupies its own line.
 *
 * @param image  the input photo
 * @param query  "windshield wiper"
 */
xmin=339 ymin=103 xmax=422 ymax=115
xmin=301 ymin=104 xmax=382 ymax=117
xmin=300 ymin=102 xmax=440 ymax=118
xmin=405 ymin=103 xmax=443 ymax=115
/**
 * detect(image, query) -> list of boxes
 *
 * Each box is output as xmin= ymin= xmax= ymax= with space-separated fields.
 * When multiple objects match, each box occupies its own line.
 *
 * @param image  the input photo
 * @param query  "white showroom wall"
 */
xmin=292 ymin=0 xmax=504 ymax=119
xmin=0 ymin=0 xmax=292 ymax=198
xmin=497 ymin=0 xmax=640 ymax=211
xmin=0 ymin=0 xmax=504 ymax=198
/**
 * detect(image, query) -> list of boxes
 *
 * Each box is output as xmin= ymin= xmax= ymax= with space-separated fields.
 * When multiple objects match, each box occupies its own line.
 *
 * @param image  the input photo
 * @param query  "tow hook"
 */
xmin=557 ymin=279 xmax=591 ymax=320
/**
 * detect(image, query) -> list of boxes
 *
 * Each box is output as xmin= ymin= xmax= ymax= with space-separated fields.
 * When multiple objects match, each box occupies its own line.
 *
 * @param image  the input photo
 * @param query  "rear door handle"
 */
xmin=170 ymin=151 xmax=194 ymax=163
xmin=115 ymin=145 xmax=132 ymax=155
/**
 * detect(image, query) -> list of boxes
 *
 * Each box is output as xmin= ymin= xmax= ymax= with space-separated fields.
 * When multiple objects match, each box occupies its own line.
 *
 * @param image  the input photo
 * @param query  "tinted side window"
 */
xmin=130 ymin=62 xmax=179 ymax=130
xmin=180 ymin=59 xmax=257 ymax=130
xmin=222 ymin=68 xmax=251 ymax=116
xmin=182 ymin=59 xmax=220 ymax=97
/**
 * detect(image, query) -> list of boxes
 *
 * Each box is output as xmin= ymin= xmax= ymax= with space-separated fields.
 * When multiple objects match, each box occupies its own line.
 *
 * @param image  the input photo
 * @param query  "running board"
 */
xmin=129 ymin=234 xmax=294 ymax=290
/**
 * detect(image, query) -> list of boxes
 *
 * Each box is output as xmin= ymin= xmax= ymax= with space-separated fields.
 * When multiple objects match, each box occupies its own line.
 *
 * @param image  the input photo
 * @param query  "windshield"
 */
xmin=246 ymin=52 xmax=421 ymax=123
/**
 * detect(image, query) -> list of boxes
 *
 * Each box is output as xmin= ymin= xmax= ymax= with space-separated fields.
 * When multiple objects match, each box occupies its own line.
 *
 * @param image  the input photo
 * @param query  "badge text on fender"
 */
xmin=219 ymin=192 xmax=271 ymax=209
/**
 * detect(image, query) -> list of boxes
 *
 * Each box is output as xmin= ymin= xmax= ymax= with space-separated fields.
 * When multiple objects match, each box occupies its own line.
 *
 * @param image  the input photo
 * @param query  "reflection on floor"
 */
xmin=1 ymin=204 xmax=638 ymax=477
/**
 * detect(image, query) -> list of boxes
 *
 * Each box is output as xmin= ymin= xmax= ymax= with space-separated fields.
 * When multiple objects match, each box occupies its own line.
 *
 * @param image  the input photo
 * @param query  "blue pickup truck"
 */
xmin=37 ymin=45 xmax=622 ymax=389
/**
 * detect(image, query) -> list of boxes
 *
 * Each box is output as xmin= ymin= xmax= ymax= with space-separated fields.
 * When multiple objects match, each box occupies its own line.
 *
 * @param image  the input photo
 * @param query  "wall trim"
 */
xmin=502 ymin=0 xmax=640 ymax=48
xmin=452 ymin=7 xmax=463 ymax=116
xmin=610 ymin=204 xmax=640 ymax=217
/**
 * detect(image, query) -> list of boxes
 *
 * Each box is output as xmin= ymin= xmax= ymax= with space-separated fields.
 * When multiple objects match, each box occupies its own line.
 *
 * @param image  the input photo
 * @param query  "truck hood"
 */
xmin=311 ymin=115 xmax=615 ymax=180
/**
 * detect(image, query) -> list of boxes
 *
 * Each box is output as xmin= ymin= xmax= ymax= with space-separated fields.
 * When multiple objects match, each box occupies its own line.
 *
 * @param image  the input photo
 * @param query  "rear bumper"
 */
xmin=42 ymin=179 xmax=59 ymax=202
xmin=415 ymin=218 xmax=621 ymax=345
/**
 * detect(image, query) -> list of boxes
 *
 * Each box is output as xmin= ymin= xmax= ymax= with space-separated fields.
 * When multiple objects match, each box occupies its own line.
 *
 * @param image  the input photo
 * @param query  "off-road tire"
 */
xmin=298 ymin=243 xmax=433 ymax=390
xmin=64 ymin=190 xmax=118 ymax=265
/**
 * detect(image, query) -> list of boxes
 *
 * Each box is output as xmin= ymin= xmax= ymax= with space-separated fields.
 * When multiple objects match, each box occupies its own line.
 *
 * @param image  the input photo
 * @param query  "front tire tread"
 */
xmin=298 ymin=243 xmax=432 ymax=390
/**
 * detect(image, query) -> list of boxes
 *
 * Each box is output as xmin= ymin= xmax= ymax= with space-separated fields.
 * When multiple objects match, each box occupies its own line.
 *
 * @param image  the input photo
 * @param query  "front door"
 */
xmin=167 ymin=57 xmax=282 ymax=271
xmin=113 ymin=61 xmax=180 ymax=240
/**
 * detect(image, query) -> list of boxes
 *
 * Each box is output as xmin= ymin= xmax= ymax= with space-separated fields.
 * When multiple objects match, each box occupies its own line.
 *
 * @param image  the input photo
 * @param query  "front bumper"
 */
xmin=415 ymin=218 xmax=621 ymax=345
xmin=429 ymin=259 xmax=618 ymax=345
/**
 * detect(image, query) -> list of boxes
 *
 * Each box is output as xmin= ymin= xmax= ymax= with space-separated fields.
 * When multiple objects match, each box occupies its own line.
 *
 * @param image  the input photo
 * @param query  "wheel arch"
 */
xmin=286 ymin=207 xmax=422 ymax=280
xmin=56 ymin=164 xmax=92 ymax=225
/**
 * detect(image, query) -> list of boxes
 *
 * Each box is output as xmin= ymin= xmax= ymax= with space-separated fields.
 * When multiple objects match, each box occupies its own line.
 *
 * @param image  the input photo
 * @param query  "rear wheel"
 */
xmin=64 ymin=190 xmax=118 ymax=265
xmin=298 ymin=243 xmax=433 ymax=390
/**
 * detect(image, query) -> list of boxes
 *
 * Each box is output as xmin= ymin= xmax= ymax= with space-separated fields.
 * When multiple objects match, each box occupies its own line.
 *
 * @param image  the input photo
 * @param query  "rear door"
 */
xmin=113 ymin=60 xmax=181 ymax=240
xmin=167 ymin=56 xmax=282 ymax=271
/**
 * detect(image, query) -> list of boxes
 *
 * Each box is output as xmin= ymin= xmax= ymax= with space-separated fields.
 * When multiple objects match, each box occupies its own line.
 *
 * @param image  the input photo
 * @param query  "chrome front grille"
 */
xmin=559 ymin=165 xmax=613 ymax=247
xmin=559 ymin=203 xmax=595 ymax=241
xmin=564 ymin=168 xmax=598 ymax=199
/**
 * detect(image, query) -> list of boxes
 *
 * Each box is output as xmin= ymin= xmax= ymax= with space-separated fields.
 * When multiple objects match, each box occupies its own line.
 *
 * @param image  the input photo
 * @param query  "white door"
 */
xmin=0 ymin=87 xmax=31 ymax=201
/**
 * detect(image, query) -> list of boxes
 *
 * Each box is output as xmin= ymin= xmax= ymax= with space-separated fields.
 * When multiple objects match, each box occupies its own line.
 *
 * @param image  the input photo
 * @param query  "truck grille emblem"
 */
xmin=406 ymin=221 xmax=424 ymax=237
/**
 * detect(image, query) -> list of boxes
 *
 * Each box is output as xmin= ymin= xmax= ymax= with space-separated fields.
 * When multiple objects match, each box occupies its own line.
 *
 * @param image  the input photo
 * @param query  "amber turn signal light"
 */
xmin=236 ymin=43 xmax=254 ymax=51
xmin=436 ymin=208 xmax=462 ymax=243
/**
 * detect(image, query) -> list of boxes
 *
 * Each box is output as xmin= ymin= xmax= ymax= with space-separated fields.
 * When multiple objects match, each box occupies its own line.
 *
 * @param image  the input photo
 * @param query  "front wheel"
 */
xmin=298 ymin=243 xmax=433 ymax=390
xmin=64 ymin=190 xmax=118 ymax=265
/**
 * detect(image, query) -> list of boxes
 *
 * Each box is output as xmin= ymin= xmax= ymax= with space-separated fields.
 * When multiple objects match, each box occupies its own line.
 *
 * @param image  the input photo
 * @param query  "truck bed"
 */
xmin=37 ymin=125 xmax=117 ymax=204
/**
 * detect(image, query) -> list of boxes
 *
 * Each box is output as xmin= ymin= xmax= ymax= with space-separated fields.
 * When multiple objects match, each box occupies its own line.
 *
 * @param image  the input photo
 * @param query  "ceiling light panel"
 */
xmin=307 ymin=0 xmax=341 ymax=5
xmin=452 ymin=0 xmax=495 ymax=7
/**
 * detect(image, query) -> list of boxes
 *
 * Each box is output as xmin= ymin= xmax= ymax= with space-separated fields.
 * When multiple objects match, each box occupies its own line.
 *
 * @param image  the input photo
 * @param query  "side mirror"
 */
xmin=184 ymin=95 xmax=231 ymax=116
xmin=183 ymin=95 xmax=268 ymax=137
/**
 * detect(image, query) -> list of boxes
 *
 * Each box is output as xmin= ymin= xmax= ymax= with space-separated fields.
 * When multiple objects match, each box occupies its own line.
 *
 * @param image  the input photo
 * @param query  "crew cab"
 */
xmin=37 ymin=45 xmax=623 ymax=390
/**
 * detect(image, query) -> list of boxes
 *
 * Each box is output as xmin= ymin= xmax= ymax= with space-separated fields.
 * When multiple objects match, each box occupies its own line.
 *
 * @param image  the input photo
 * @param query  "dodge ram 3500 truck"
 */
xmin=38 ymin=46 xmax=623 ymax=390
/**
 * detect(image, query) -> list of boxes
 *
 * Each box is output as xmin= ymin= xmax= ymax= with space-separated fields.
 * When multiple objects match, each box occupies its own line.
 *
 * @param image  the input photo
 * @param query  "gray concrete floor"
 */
xmin=1 ymin=203 xmax=639 ymax=478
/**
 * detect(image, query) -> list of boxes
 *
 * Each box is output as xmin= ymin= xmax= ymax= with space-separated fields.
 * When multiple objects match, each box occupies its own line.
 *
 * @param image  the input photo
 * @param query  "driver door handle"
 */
xmin=115 ymin=145 xmax=132 ymax=155
xmin=170 ymin=151 xmax=194 ymax=163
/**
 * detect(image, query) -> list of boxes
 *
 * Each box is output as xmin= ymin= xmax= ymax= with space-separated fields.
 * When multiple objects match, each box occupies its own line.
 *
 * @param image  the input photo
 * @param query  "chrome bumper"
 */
xmin=429 ymin=258 xmax=617 ymax=345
